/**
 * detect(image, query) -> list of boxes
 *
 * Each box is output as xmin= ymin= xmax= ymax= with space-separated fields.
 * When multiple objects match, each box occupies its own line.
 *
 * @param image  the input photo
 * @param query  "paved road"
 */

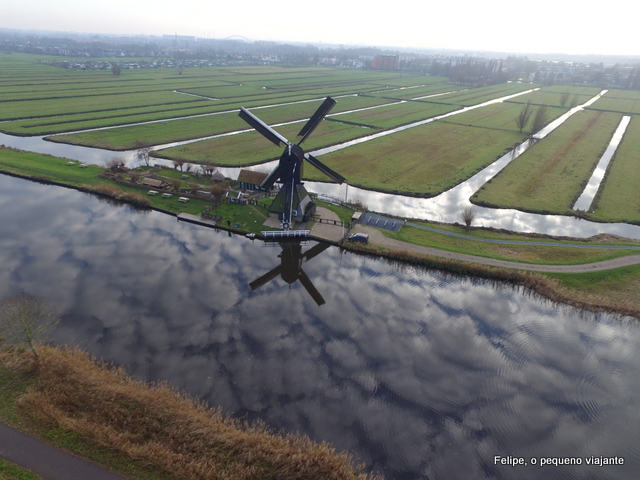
xmin=354 ymin=226 xmax=640 ymax=273
xmin=0 ymin=423 xmax=128 ymax=480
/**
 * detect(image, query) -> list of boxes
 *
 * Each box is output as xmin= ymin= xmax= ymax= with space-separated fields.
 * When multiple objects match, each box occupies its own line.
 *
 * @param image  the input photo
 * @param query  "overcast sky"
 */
xmin=3 ymin=0 xmax=638 ymax=56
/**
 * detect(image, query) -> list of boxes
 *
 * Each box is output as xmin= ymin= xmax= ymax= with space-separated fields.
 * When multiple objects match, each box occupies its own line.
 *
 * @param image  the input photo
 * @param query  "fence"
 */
xmin=309 ymin=215 xmax=350 ymax=228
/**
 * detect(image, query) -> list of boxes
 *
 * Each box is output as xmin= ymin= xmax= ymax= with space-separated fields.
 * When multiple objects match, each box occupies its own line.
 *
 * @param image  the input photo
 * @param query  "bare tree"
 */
xmin=171 ymin=179 xmax=181 ymax=192
xmin=569 ymin=95 xmax=579 ymax=108
xmin=199 ymin=163 xmax=217 ymax=179
xmin=135 ymin=147 xmax=152 ymax=167
xmin=0 ymin=293 xmax=59 ymax=359
xmin=110 ymin=63 xmax=121 ymax=76
xmin=461 ymin=206 xmax=476 ymax=230
xmin=172 ymin=159 xmax=185 ymax=171
xmin=129 ymin=170 xmax=142 ymax=183
xmin=559 ymin=91 xmax=570 ymax=108
xmin=530 ymin=105 xmax=548 ymax=136
xmin=514 ymin=102 xmax=533 ymax=133
xmin=210 ymin=182 xmax=229 ymax=214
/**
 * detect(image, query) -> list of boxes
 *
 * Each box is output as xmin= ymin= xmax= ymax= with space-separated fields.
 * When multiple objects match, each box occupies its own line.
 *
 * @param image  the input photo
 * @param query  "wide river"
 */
xmin=0 ymin=173 xmax=638 ymax=480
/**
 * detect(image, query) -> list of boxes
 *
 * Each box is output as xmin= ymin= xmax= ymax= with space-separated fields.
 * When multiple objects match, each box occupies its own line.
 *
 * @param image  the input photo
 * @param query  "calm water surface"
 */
xmin=1 ymin=174 xmax=639 ymax=480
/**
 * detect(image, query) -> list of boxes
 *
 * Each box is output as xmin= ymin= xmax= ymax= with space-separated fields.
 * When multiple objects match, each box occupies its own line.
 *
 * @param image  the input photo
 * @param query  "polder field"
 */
xmin=471 ymin=86 xmax=640 ymax=225
xmin=2 ymin=52 xmax=640 ymax=225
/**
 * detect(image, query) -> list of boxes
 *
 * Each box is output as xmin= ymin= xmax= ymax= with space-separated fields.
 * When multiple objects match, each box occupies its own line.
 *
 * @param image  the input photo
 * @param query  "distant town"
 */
xmin=3 ymin=29 xmax=640 ymax=88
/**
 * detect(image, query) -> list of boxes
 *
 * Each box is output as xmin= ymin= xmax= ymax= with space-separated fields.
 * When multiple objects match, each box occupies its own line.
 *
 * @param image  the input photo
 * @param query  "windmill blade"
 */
xmin=260 ymin=164 xmax=283 ymax=190
xmin=239 ymin=107 xmax=289 ymax=147
xmin=299 ymin=269 xmax=326 ymax=306
xmin=302 ymin=242 xmax=331 ymax=262
xmin=249 ymin=265 xmax=282 ymax=291
xmin=305 ymin=154 xmax=345 ymax=184
xmin=297 ymin=97 xmax=336 ymax=145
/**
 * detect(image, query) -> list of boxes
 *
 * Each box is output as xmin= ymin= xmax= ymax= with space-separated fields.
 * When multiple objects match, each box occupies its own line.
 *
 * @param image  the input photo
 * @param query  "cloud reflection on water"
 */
xmin=0 ymin=175 xmax=638 ymax=480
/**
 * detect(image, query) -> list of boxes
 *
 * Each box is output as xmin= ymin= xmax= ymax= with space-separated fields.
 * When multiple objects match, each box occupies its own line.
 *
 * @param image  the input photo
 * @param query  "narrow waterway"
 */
xmin=573 ymin=115 xmax=631 ymax=211
xmin=0 ymin=174 xmax=638 ymax=480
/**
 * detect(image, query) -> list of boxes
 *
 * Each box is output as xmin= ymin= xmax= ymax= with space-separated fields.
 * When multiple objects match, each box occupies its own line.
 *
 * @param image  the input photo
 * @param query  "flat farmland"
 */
xmin=331 ymin=100 xmax=460 ymax=129
xmin=363 ymin=83 xmax=466 ymax=100
xmin=304 ymin=121 xmax=525 ymax=196
xmin=424 ymin=82 xmax=535 ymax=106
xmin=47 ymin=95 xmax=396 ymax=150
xmin=154 ymin=120 xmax=368 ymax=166
xmin=441 ymin=101 xmax=567 ymax=132
xmin=586 ymin=89 xmax=640 ymax=114
xmin=0 ymin=90 xmax=208 ymax=121
xmin=589 ymin=116 xmax=640 ymax=223
xmin=471 ymin=110 xmax=624 ymax=213
xmin=505 ymin=85 xmax=602 ymax=108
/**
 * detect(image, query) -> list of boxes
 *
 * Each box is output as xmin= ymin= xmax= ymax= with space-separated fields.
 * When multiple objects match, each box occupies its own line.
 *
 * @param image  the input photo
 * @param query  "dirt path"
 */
xmin=353 ymin=225 xmax=640 ymax=273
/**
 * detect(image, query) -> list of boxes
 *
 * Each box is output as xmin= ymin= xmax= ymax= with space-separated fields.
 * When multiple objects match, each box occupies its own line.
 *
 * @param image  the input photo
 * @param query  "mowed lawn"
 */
xmin=305 ymin=121 xmax=525 ymax=196
xmin=471 ymin=110 xmax=624 ymax=213
xmin=590 ymin=116 xmax=640 ymax=223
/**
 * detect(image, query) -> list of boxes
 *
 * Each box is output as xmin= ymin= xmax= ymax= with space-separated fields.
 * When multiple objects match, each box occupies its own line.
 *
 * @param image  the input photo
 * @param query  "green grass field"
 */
xmin=471 ymin=110 xmax=624 ymax=214
xmin=154 ymin=120 xmax=368 ymax=167
xmin=45 ymin=95 xmax=396 ymax=150
xmin=440 ymin=101 xmax=567 ymax=132
xmin=505 ymin=85 xmax=602 ymax=108
xmin=586 ymin=89 xmax=640 ymax=114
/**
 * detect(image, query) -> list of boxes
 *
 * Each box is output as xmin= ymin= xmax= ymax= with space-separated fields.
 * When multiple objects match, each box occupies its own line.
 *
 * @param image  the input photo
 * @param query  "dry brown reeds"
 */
xmin=89 ymin=184 xmax=151 ymax=207
xmin=20 ymin=347 xmax=380 ymax=480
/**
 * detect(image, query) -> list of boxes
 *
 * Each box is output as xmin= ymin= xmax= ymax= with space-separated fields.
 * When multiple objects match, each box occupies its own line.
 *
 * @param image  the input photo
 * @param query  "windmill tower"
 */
xmin=239 ymin=97 xmax=345 ymax=234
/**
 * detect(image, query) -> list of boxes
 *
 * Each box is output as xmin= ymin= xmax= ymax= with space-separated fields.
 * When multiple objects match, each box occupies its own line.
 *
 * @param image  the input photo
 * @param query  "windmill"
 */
xmin=249 ymin=241 xmax=331 ymax=306
xmin=239 ymin=97 xmax=345 ymax=232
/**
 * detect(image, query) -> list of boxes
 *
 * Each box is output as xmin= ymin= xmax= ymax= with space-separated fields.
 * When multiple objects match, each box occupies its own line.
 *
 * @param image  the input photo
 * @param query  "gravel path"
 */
xmin=353 ymin=226 xmax=640 ymax=273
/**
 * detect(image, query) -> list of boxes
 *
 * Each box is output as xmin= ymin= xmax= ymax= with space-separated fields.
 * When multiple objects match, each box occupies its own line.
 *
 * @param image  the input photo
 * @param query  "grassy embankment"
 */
xmin=344 ymin=222 xmax=640 ymax=319
xmin=0 ymin=146 xmax=278 ymax=234
xmin=0 ymin=347 xmax=378 ymax=480
xmin=383 ymin=222 xmax=640 ymax=265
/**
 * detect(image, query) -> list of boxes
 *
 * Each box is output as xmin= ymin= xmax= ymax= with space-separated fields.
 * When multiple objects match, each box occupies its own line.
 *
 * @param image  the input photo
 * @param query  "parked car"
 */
xmin=348 ymin=233 xmax=369 ymax=243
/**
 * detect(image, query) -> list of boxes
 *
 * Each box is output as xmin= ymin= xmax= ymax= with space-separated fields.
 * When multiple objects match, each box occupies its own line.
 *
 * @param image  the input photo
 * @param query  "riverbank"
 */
xmin=346 ymin=225 xmax=640 ymax=319
xmin=2 ymin=145 xmax=640 ymax=319
xmin=0 ymin=347 xmax=379 ymax=480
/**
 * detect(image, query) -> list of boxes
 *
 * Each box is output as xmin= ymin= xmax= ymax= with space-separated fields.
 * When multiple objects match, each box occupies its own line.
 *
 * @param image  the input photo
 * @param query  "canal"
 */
xmin=0 ymin=174 xmax=638 ymax=479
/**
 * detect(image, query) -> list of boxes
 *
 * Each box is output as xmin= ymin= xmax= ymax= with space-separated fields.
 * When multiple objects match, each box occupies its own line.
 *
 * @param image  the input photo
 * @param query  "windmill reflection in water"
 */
xmin=249 ymin=241 xmax=331 ymax=306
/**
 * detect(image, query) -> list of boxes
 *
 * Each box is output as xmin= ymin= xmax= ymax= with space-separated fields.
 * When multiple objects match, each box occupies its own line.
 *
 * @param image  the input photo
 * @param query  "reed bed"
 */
xmin=19 ymin=347 xmax=379 ymax=480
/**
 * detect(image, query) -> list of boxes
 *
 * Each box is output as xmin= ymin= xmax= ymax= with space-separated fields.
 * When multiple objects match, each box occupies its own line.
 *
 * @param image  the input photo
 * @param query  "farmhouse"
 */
xmin=140 ymin=177 xmax=169 ymax=189
xmin=237 ymin=169 xmax=269 ymax=191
